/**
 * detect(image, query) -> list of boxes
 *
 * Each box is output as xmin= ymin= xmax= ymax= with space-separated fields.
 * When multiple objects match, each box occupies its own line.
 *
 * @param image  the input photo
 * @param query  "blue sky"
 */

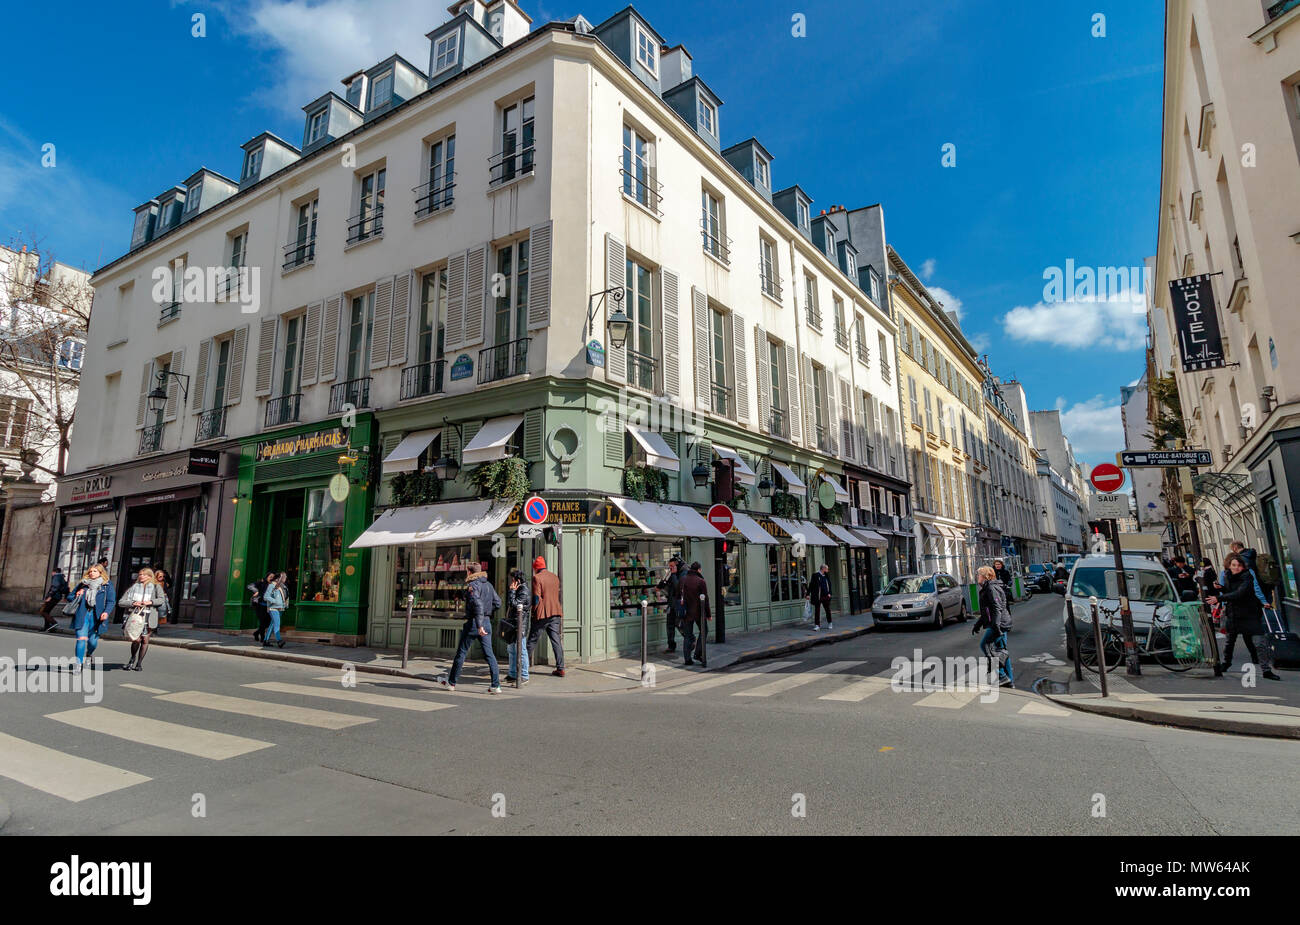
xmin=1 ymin=0 xmax=1163 ymax=465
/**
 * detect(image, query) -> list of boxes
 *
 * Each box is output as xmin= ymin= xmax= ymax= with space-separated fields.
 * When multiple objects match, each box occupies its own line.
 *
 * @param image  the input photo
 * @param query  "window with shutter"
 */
xmin=661 ymin=268 xmax=680 ymax=400
xmin=605 ymin=234 xmax=627 ymax=384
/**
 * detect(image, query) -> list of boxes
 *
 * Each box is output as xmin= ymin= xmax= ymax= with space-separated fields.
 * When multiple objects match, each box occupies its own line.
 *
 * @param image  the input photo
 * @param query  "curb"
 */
xmin=1042 ymin=692 xmax=1300 ymax=740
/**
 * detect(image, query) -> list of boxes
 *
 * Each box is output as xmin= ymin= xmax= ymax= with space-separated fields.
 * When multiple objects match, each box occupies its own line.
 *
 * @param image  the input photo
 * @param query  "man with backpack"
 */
xmin=440 ymin=562 xmax=502 ymax=694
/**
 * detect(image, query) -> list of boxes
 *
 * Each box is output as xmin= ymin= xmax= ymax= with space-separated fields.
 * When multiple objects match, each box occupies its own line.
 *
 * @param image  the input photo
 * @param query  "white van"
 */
xmin=1056 ymin=554 xmax=1193 ymax=644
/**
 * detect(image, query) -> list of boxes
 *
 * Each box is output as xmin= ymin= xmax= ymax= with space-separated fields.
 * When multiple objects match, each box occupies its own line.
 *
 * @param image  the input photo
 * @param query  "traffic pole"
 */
xmin=401 ymin=593 xmax=414 ymax=670
xmin=639 ymin=599 xmax=648 ymax=684
xmin=1110 ymin=517 xmax=1141 ymax=676
xmin=515 ymin=600 xmax=525 ymax=691
xmin=698 ymin=593 xmax=707 ymax=667
xmin=1091 ymin=597 xmax=1109 ymax=697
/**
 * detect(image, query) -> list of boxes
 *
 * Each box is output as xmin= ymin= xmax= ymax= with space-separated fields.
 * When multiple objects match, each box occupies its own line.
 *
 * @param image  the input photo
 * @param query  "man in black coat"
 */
xmin=1167 ymin=555 xmax=1197 ymax=599
xmin=657 ymin=557 xmax=684 ymax=655
xmin=808 ymin=563 xmax=834 ymax=631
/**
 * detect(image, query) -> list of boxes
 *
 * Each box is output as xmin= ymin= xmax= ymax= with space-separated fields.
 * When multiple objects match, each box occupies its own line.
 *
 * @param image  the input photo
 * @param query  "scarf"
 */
xmin=83 ymin=576 xmax=105 ymax=600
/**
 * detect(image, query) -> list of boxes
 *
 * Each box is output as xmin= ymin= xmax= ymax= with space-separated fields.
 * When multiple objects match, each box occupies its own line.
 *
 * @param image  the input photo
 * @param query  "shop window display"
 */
xmin=394 ymin=543 xmax=475 ymax=615
xmin=301 ymin=488 xmax=344 ymax=602
xmin=767 ymin=545 xmax=806 ymax=602
xmin=609 ymin=540 xmax=680 ymax=620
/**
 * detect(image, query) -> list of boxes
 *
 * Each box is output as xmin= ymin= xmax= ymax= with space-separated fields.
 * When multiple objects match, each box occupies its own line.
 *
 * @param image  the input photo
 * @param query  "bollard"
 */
xmin=401 ymin=593 xmax=414 ymax=670
xmin=698 ymin=593 xmax=707 ymax=667
xmin=515 ymin=602 xmax=526 ymax=691
xmin=1091 ymin=597 xmax=1108 ymax=698
xmin=640 ymin=598 xmax=649 ymax=685
xmin=1065 ymin=600 xmax=1083 ymax=681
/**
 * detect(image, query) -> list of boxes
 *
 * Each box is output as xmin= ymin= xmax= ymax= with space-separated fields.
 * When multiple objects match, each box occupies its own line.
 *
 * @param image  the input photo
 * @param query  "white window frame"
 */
xmin=433 ymin=31 xmax=460 ymax=74
xmin=755 ymin=156 xmax=770 ymax=190
xmin=622 ymin=124 xmax=655 ymax=209
xmin=699 ymin=97 xmax=716 ymax=136
xmin=58 ymin=339 xmax=85 ymax=371
xmin=242 ymin=147 xmax=263 ymax=181
xmin=369 ymin=69 xmax=394 ymax=109
xmin=796 ymin=200 xmax=810 ymax=231
xmin=634 ymin=22 xmax=658 ymax=76
xmin=306 ymin=108 xmax=327 ymax=145
xmin=185 ymin=183 xmax=201 ymax=212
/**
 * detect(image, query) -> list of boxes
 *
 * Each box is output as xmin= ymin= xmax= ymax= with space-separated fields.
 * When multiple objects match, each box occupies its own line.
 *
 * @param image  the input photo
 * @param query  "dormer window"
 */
xmin=635 ymin=22 xmax=658 ymax=76
xmin=433 ymin=31 xmax=459 ymax=74
xmin=131 ymin=210 xmax=151 ymax=246
xmin=345 ymin=75 xmax=367 ymax=110
xmin=242 ymin=147 xmax=263 ymax=181
xmin=755 ymin=156 xmax=770 ymax=190
xmin=186 ymin=183 xmax=201 ymax=212
xmin=369 ymin=69 xmax=393 ymax=109
xmin=699 ymin=98 xmax=716 ymax=136
xmin=305 ymin=109 xmax=327 ymax=145
xmin=797 ymin=200 xmax=810 ymax=231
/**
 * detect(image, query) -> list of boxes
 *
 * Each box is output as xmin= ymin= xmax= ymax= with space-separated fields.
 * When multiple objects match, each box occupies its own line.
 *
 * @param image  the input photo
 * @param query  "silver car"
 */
xmin=871 ymin=572 xmax=969 ymax=629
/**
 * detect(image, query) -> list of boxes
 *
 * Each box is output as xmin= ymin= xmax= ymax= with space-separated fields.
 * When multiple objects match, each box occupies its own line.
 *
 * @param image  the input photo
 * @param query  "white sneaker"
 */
xmin=812 ymin=624 xmax=820 ymax=631
xmin=828 ymin=622 xmax=834 ymax=630
xmin=438 ymin=677 xmax=455 ymax=691
xmin=488 ymin=685 xmax=501 ymax=694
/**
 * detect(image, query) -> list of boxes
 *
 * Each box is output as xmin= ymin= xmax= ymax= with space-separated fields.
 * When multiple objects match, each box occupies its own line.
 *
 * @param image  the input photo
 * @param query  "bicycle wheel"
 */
xmin=1078 ymin=627 xmax=1123 ymax=673
xmin=1150 ymin=626 xmax=1198 ymax=672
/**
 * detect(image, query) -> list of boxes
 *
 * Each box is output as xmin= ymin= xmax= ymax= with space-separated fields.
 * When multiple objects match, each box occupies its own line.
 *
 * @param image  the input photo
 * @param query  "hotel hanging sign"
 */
xmin=1169 ymin=274 xmax=1226 ymax=373
xmin=255 ymin=427 xmax=348 ymax=463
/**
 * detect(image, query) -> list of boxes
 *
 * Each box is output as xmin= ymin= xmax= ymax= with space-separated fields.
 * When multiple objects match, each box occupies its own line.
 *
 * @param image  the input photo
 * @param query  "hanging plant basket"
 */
xmin=771 ymin=490 xmax=800 ymax=519
xmin=467 ymin=457 xmax=532 ymax=504
xmin=624 ymin=465 xmax=670 ymax=503
xmin=820 ymin=502 xmax=843 ymax=525
xmin=391 ymin=470 xmax=443 ymax=507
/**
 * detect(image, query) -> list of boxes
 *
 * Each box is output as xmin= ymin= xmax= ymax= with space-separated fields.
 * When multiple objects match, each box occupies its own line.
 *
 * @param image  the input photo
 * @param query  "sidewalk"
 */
xmin=1036 ymin=656 xmax=1300 ymax=739
xmin=0 ymin=609 xmax=873 ymax=694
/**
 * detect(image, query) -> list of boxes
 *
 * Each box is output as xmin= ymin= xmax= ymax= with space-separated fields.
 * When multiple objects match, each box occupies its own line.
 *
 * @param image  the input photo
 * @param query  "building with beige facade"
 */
xmin=1150 ymin=0 xmax=1300 ymax=613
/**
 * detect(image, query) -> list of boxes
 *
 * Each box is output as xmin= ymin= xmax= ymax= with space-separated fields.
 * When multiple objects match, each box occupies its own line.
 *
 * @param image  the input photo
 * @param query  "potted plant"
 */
xmin=466 ymin=457 xmax=532 ymax=503
xmin=771 ymin=490 xmax=801 ymax=519
xmin=390 ymin=470 xmax=443 ymax=507
xmin=624 ymin=465 xmax=670 ymax=502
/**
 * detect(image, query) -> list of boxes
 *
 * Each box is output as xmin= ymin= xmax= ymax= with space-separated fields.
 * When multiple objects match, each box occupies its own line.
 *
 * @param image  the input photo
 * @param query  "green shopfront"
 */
xmin=223 ymin=416 xmax=376 ymax=642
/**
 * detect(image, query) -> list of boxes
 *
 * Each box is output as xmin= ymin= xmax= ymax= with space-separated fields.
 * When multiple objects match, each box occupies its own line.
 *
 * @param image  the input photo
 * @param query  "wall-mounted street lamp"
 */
xmin=691 ymin=462 xmax=712 ymax=489
xmin=427 ymin=418 xmax=464 ymax=481
xmin=757 ymin=477 xmax=773 ymax=499
xmin=586 ymin=286 xmax=631 ymax=349
xmin=146 ymin=369 xmax=190 ymax=415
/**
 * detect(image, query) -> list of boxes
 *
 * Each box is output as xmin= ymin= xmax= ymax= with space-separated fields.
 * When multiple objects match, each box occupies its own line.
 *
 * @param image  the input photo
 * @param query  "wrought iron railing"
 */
xmin=855 ymin=339 xmax=870 ymax=365
xmin=805 ymin=307 xmax=822 ymax=330
xmin=619 ymin=164 xmax=663 ymax=214
xmin=478 ymin=338 xmax=530 ymax=384
xmin=195 ymin=406 xmax=227 ymax=442
xmin=283 ymin=238 xmax=315 ymax=270
xmin=264 ymin=393 xmax=302 ymax=428
xmin=834 ymin=324 xmax=850 ymax=349
xmin=138 ymin=424 xmax=163 ymax=455
xmin=158 ymin=302 xmax=180 ymax=324
xmin=400 ymin=360 xmax=446 ymax=400
xmin=701 ymin=220 xmax=731 ymax=265
xmin=488 ymin=145 xmax=535 ymax=187
xmin=710 ymin=382 xmax=732 ymax=418
xmin=628 ymin=350 xmax=657 ymax=391
xmin=761 ymin=268 xmax=782 ymax=300
xmin=412 ymin=177 xmax=456 ymax=217
xmin=346 ymin=207 xmax=384 ymax=245
xmin=329 ymin=377 xmax=371 ymax=413
xmin=218 ymin=269 xmax=241 ymax=300
xmin=768 ymin=406 xmax=789 ymax=439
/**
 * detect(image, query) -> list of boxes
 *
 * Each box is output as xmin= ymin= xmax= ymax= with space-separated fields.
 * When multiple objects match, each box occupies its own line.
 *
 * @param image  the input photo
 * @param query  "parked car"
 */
xmin=872 ymin=572 xmax=968 ymax=629
xmin=1057 ymin=553 xmax=1198 ymax=655
xmin=1025 ymin=563 xmax=1053 ymax=592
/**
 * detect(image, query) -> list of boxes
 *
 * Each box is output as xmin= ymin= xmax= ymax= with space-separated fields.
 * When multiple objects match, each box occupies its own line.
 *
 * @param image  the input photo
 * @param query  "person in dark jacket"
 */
xmin=972 ymin=566 xmax=1013 ymax=687
xmin=657 ymin=557 xmax=684 ymax=654
xmin=1053 ymin=563 xmax=1068 ymax=582
xmin=678 ymin=562 xmax=711 ymax=667
xmin=808 ymin=563 xmax=833 ymax=630
xmin=67 ymin=564 xmax=115 ymax=671
xmin=248 ymin=572 xmax=274 ymax=642
xmin=502 ymin=568 xmax=530 ymax=685
xmin=1167 ymin=555 xmax=1197 ymax=599
xmin=40 ymin=567 xmax=70 ymax=631
xmin=993 ymin=559 xmax=1015 ymax=610
xmin=440 ymin=563 xmax=502 ymax=693
xmin=1196 ymin=557 xmax=1217 ymax=598
xmin=1208 ymin=553 xmax=1279 ymax=680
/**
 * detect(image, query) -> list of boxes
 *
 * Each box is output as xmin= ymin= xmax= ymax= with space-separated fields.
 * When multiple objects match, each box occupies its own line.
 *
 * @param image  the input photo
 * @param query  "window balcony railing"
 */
xmin=814 ymin=424 xmax=834 ymax=454
xmin=805 ymin=307 xmax=822 ymax=330
xmin=479 ymin=338 xmax=530 ymax=384
xmin=346 ymin=207 xmax=384 ymax=246
xmin=412 ymin=177 xmax=455 ymax=217
xmin=881 ymin=359 xmax=892 ymax=384
xmin=195 ymin=406 xmax=227 ymax=442
xmin=855 ymin=339 xmax=870 ymax=365
xmin=283 ymin=238 xmax=316 ymax=271
xmin=701 ymin=221 xmax=732 ymax=265
xmin=400 ymin=360 xmax=446 ymax=400
xmin=710 ymin=382 xmax=732 ymax=418
xmin=329 ymin=377 xmax=371 ymax=414
xmin=768 ymin=406 xmax=789 ymax=439
xmin=761 ymin=269 xmax=782 ymax=301
xmin=488 ymin=145 xmax=535 ymax=187
xmin=264 ymin=393 xmax=302 ymax=428
xmin=218 ymin=269 xmax=241 ymax=300
xmin=619 ymin=165 xmax=663 ymax=215
xmin=138 ymin=424 xmax=163 ymax=455
xmin=627 ymin=350 xmax=657 ymax=392
xmin=158 ymin=302 xmax=180 ymax=324
xmin=834 ymin=325 xmax=850 ymax=349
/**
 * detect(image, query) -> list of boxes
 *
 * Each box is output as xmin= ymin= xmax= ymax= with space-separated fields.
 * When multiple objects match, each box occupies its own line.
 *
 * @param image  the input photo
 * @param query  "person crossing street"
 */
xmin=973 ymin=565 xmax=1014 ymax=688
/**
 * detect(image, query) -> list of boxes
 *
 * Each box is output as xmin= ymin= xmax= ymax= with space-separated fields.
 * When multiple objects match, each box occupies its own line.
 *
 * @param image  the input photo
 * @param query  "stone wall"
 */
xmin=0 ymin=498 xmax=55 ymax=612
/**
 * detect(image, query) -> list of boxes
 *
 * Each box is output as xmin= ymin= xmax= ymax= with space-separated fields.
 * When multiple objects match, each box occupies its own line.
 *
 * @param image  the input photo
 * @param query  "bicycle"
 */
xmin=1074 ymin=602 xmax=1201 ymax=673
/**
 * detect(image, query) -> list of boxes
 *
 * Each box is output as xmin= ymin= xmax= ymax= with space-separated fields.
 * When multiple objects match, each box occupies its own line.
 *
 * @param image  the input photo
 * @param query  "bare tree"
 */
xmin=0 ymin=234 xmax=93 ymax=479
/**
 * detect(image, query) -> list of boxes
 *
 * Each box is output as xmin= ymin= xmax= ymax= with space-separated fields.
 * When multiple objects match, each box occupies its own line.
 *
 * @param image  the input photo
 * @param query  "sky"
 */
xmin=0 ymin=0 xmax=1164 ymax=466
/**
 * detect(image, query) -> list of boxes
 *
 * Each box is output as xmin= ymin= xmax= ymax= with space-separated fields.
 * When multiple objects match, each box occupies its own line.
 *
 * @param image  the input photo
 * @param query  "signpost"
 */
xmin=1118 ymin=450 xmax=1212 ymax=467
xmin=1095 ymin=458 xmax=1141 ymax=675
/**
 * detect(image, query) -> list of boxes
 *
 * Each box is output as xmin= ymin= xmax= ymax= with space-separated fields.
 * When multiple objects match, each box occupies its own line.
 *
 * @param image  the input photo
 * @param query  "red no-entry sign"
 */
xmin=1090 ymin=463 xmax=1124 ymax=493
xmin=707 ymin=503 xmax=734 ymax=536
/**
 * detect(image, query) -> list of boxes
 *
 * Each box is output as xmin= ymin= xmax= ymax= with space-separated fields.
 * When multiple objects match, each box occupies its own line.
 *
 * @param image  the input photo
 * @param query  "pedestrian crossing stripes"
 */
xmin=733 ymin=661 xmax=866 ymax=697
xmin=47 ymin=707 xmax=274 ymax=760
xmin=0 ymin=730 xmax=152 ymax=802
xmin=155 ymin=690 xmax=377 ymax=729
xmin=242 ymin=681 xmax=455 ymax=712
xmin=120 ymin=683 xmax=168 ymax=694
xmin=817 ymin=676 xmax=892 ymax=702
xmin=655 ymin=661 xmax=800 ymax=695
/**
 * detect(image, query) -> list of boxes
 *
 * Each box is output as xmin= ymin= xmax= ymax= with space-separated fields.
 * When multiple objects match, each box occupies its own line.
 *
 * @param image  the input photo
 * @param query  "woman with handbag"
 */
xmin=1208 ymin=553 xmax=1280 ymax=680
xmin=502 ymin=568 xmax=530 ymax=685
xmin=120 ymin=567 xmax=166 ymax=671
xmin=67 ymin=564 xmax=115 ymax=671
xmin=263 ymin=576 xmax=287 ymax=648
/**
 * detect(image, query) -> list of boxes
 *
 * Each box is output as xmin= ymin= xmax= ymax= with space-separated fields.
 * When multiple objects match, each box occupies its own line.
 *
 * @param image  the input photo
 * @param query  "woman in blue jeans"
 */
xmin=262 ymin=577 xmax=286 ymax=648
xmin=68 ymin=564 xmax=115 ymax=671
xmin=973 ymin=566 xmax=1014 ymax=688
xmin=503 ymin=568 xmax=530 ymax=684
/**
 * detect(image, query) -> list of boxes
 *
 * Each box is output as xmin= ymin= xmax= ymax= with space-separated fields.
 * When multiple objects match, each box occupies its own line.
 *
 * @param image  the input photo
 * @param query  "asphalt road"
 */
xmin=1 ymin=594 xmax=1296 ymax=835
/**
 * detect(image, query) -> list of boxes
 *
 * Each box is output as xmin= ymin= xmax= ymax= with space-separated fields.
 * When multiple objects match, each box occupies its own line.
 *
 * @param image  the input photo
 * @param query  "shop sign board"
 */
xmin=255 ymin=427 xmax=348 ymax=463
xmin=69 ymin=474 xmax=112 ymax=503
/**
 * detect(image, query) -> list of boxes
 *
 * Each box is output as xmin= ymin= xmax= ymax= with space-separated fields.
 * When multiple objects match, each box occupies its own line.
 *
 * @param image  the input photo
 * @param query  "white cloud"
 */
xmin=920 ymin=258 xmax=936 ymax=281
xmin=1056 ymin=395 xmax=1124 ymax=459
xmin=967 ymin=330 xmax=991 ymax=354
xmin=928 ymin=285 xmax=963 ymax=322
xmin=1001 ymin=294 xmax=1147 ymax=351
xmin=233 ymin=0 xmax=449 ymax=115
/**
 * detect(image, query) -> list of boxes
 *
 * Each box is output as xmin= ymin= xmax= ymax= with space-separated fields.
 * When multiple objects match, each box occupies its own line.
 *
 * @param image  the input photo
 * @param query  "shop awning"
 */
xmin=729 ymin=511 xmax=778 ymax=544
xmin=920 ymin=522 xmax=942 ymax=538
xmin=770 ymin=462 xmax=806 ymax=497
xmin=939 ymin=525 xmax=964 ymax=540
xmin=381 ymin=428 xmax=441 ymax=475
xmin=819 ymin=473 xmax=851 ymax=503
xmin=769 ymin=517 xmax=837 ymax=547
xmin=627 ymin=425 xmax=679 ymax=472
xmin=349 ymin=499 xmax=515 ymax=549
xmin=852 ymin=528 xmax=891 ymax=549
xmin=823 ymin=523 xmax=865 ymax=547
xmin=712 ymin=445 xmax=757 ymax=486
xmin=609 ymin=498 xmax=727 ymax=539
xmin=461 ymin=415 xmax=524 ymax=465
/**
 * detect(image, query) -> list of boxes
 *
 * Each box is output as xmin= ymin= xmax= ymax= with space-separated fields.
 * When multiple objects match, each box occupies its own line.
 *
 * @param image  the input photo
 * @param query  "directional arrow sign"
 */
xmin=1118 ymin=450 xmax=1212 ymax=467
